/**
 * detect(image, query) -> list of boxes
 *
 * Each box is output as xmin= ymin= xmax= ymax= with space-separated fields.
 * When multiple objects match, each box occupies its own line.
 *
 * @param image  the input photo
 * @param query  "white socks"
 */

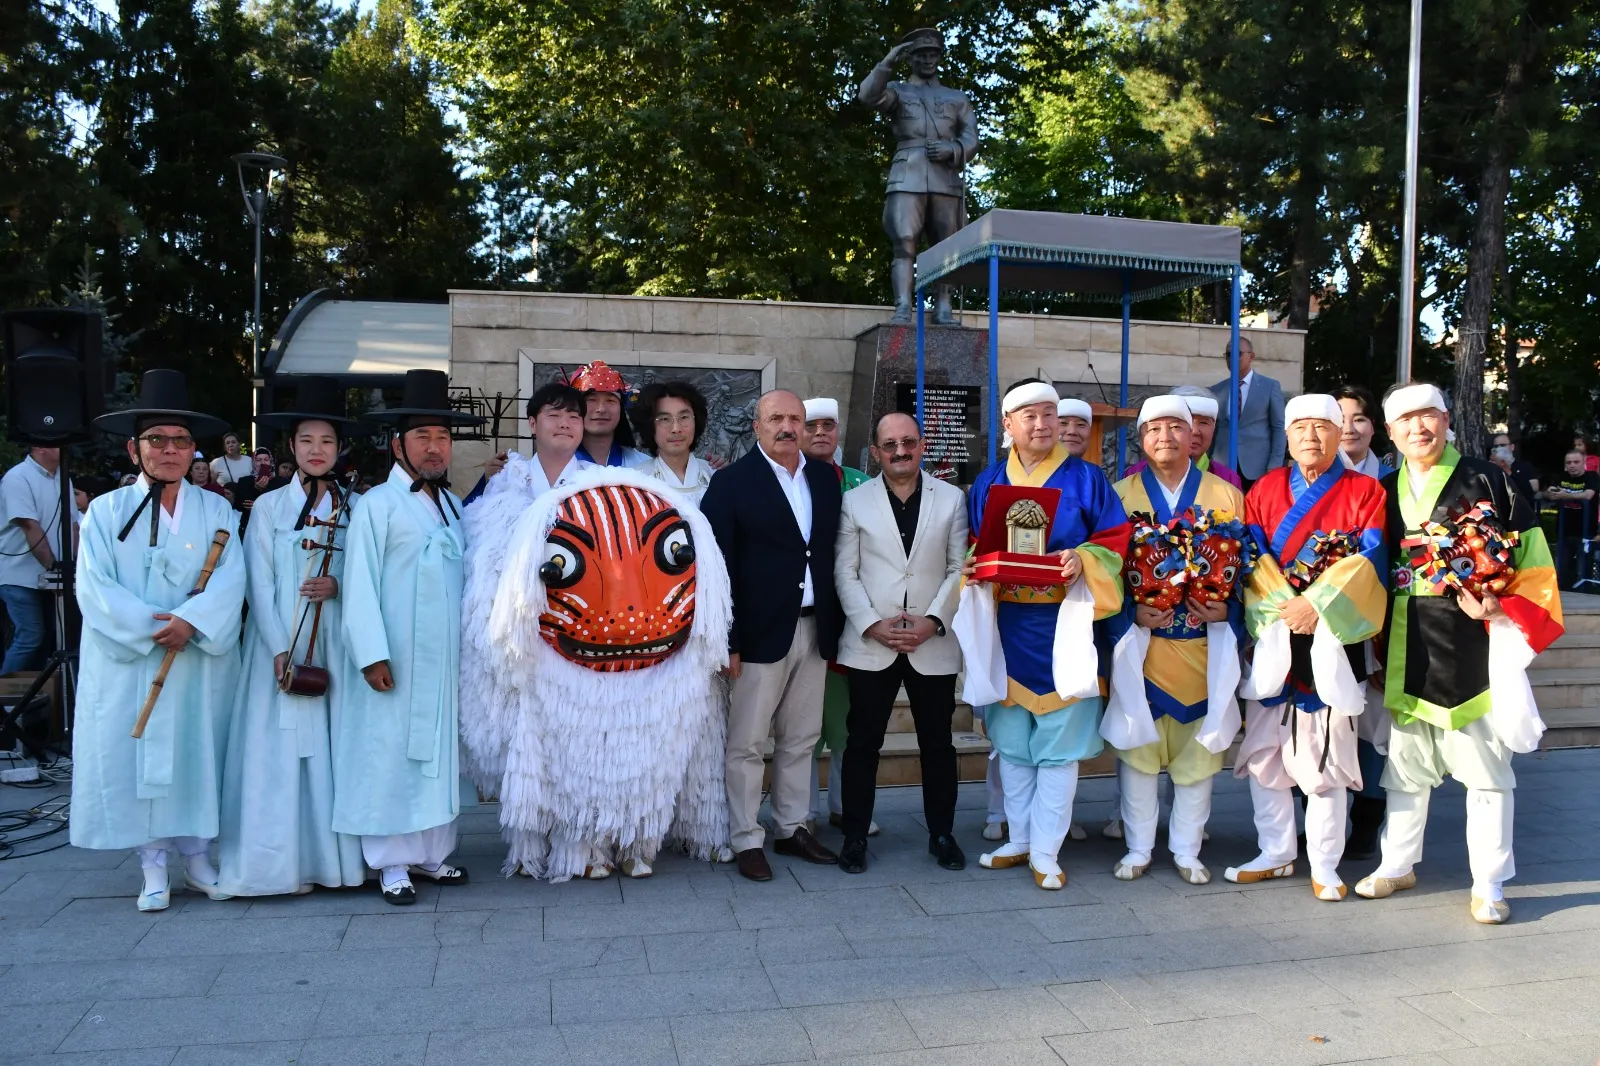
xmin=1118 ymin=762 xmax=1159 ymax=864
xmin=1466 ymin=788 xmax=1515 ymax=889
xmin=997 ymin=759 xmax=1037 ymax=850
xmin=1168 ymin=780 xmax=1212 ymax=865
xmin=1304 ymin=790 xmax=1348 ymax=885
xmin=380 ymin=865 xmax=411 ymax=889
xmin=1245 ymin=778 xmax=1298 ymax=868
xmin=1028 ymin=764 xmax=1080 ymax=876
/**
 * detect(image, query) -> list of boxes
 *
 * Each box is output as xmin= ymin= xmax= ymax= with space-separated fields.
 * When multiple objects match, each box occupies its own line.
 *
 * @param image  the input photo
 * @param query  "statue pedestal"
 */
xmin=845 ymin=322 xmax=991 ymax=484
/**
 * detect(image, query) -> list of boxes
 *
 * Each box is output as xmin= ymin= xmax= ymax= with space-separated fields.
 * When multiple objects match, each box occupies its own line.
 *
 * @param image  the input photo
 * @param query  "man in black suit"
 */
xmin=701 ymin=390 xmax=844 ymax=881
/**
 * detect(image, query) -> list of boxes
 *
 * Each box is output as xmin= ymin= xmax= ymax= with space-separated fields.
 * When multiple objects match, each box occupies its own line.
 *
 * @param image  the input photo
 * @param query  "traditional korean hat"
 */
xmin=255 ymin=376 xmax=362 ymax=433
xmin=900 ymin=27 xmax=945 ymax=53
xmin=1057 ymin=398 xmax=1093 ymax=422
xmin=93 ymin=369 xmax=230 ymax=439
xmin=368 ymin=369 xmax=484 ymax=429
xmin=569 ymin=360 xmax=628 ymax=394
xmin=803 ymin=397 xmax=840 ymax=422
xmin=1285 ymin=393 xmax=1343 ymax=426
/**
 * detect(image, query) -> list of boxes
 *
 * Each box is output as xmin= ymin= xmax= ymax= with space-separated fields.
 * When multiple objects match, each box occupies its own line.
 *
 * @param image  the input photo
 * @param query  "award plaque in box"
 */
xmin=971 ymin=486 xmax=1064 ymax=587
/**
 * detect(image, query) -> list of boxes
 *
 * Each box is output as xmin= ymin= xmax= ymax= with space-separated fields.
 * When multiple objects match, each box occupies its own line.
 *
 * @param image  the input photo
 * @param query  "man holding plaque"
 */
xmin=1354 ymin=383 xmax=1561 ymax=924
xmin=957 ymin=380 xmax=1129 ymax=891
xmin=1102 ymin=397 xmax=1246 ymax=886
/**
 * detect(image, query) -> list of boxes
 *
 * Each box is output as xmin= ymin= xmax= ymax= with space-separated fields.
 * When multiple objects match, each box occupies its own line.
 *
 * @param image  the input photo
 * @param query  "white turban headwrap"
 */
xmin=803 ymin=397 xmax=839 ymax=422
xmin=1003 ymin=381 xmax=1059 ymax=414
xmin=1057 ymin=398 xmax=1092 ymax=422
xmin=1136 ymin=395 xmax=1193 ymax=429
xmin=1285 ymin=393 xmax=1343 ymax=427
xmin=1179 ymin=394 xmax=1219 ymax=420
xmin=1383 ymin=384 xmax=1448 ymax=424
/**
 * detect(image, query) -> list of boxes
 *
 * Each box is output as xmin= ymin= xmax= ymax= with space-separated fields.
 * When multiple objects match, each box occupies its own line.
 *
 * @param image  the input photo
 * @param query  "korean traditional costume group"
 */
xmin=962 ymin=437 xmax=1129 ymax=889
xmin=1234 ymin=458 xmax=1388 ymax=896
xmin=1104 ymin=462 xmax=1246 ymax=884
xmin=1358 ymin=441 xmax=1562 ymax=919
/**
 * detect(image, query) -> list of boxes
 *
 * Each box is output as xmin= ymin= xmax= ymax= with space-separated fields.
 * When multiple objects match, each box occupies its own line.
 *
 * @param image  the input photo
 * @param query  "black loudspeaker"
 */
xmin=2 ymin=308 xmax=105 ymax=444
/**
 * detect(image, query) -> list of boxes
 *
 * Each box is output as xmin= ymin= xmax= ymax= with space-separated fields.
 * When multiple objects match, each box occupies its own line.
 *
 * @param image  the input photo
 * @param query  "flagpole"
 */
xmin=1396 ymin=0 xmax=1423 ymax=384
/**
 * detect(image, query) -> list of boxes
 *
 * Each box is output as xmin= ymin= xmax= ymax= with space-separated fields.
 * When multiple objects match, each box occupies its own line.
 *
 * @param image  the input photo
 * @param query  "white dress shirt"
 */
xmin=1237 ymin=369 xmax=1255 ymax=412
xmin=758 ymin=445 xmax=814 ymax=608
xmin=0 ymin=456 xmax=78 ymax=587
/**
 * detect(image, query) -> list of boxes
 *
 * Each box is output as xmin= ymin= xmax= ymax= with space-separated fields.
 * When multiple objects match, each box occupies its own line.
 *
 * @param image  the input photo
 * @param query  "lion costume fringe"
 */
xmin=461 ymin=460 xmax=732 ymax=881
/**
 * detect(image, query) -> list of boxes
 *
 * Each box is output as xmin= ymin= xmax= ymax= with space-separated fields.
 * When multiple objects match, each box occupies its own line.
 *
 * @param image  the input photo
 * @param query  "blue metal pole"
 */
xmin=915 ymin=286 xmax=926 ymax=429
xmin=1119 ymin=270 xmax=1131 ymax=478
xmin=988 ymin=251 xmax=1000 ymax=465
xmin=1229 ymin=266 xmax=1242 ymax=473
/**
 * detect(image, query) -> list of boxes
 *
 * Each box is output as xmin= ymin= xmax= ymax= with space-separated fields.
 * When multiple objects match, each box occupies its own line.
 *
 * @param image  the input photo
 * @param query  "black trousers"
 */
xmin=840 ymin=656 xmax=957 ymax=841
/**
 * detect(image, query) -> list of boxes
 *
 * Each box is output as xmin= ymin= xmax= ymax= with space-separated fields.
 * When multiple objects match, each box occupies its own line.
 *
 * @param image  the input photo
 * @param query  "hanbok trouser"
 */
xmin=138 ymin=836 xmax=212 ymax=867
xmin=986 ymin=699 xmax=1101 ymax=874
xmin=1235 ymin=699 xmax=1362 ymax=883
xmin=361 ymin=821 xmax=458 ymax=870
xmin=1114 ymin=716 xmax=1220 ymax=864
xmin=1377 ymin=714 xmax=1515 ymax=896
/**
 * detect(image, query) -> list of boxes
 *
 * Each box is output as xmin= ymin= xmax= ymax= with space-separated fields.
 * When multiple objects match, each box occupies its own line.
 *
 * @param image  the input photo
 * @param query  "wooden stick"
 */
xmin=131 ymin=529 xmax=231 ymax=740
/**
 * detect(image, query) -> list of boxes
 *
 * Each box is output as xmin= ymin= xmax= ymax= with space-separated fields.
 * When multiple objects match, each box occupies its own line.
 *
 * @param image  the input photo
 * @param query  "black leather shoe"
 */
xmin=839 ymin=837 xmax=869 ymax=874
xmin=773 ymin=826 xmax=838 ymax=865
xmin=929 ymin=834 xmax=966 ymax=871
xmin=735 ymin=847 xmax=773 ymax=882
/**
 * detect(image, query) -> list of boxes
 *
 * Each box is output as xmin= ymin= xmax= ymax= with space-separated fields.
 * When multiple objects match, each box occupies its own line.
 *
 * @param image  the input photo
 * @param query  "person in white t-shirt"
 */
xmin=0 ymin=447 xmax=79 ymax=673
xmin=210 ymin=433 xmax=254 ymax=488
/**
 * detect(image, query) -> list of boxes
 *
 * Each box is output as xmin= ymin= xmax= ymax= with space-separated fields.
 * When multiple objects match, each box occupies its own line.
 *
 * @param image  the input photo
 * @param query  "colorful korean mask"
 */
xmin=538 ymin=485 xmax=696 ymax=671
xmin=1189 ymin=531 xmax=1244 ymax=603
xmin=1124 ymin=515 xmax=1187 ymax=611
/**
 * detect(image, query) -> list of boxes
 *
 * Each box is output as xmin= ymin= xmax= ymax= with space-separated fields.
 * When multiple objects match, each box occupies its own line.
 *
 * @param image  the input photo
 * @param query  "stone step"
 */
xmin=1527 ymin=666 xmax=1600 ymax=710
xmin=1559 ymin=592 xmax=1600 ymax=634
xmin=1536 ymin=632 xmax=1600 ymax=670
xmin=886 ymin=698 xmax=973 ymax=733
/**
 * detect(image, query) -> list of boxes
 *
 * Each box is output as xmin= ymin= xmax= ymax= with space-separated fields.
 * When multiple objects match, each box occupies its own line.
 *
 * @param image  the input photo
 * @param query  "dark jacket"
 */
xmin=700 ymin=446 xmax=842 ymax=664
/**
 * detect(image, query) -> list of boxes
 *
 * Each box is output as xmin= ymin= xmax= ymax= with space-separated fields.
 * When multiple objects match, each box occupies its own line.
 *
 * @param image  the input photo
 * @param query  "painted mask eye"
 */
xmin=539 ymin=536 xmax=585 ymax=588
xmin=1449 ymin=556 xmax=1476 ymax=577
xmin=1221 ymin=565 xmax=1237 ymax=584
xmin=1127 ymin=570 xmax=1143 ymax=587
xmin=1194 ymin=555 xmax=1212 ymax=575
xmin=654 ymin=521 xmax=694 ymax=575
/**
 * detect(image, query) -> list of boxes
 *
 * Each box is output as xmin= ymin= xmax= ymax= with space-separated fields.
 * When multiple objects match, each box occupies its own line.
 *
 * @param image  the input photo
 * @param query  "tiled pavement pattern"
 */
xmin=1 ymin=751 xmax=1598 ymax=1066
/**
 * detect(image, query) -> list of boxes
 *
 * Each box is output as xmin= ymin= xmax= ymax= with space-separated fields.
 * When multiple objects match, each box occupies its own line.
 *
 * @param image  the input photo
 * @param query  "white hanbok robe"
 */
xmin=640 ymin=454 xmax=715 ymax=505
xmin=70 ymin=479 xmax=245 ymax=850
xmin=332 ymin=465 xmax=464 ymax=840
xmin=218 ymin=480 xmax=366 ymax=894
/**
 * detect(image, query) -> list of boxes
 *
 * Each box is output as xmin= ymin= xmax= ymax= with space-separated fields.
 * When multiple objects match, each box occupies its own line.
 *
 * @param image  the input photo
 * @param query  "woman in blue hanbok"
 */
xmin=218 ymin=378 xmax=368 ymax=896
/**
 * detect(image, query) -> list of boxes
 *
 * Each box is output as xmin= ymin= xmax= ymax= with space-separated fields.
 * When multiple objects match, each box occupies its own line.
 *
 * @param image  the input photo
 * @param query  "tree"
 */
xmin=418 ymin=0 xmax=1084 ymax=303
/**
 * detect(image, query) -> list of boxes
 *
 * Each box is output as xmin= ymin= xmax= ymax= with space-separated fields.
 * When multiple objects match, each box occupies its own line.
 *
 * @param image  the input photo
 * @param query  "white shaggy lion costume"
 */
xmin=461 ymin=458 xmax=731 ymax=881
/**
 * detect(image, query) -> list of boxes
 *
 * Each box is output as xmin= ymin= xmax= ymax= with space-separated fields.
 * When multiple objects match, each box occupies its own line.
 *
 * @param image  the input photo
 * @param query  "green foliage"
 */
xmin=416 ymin=0 xmax=1085 ymax=302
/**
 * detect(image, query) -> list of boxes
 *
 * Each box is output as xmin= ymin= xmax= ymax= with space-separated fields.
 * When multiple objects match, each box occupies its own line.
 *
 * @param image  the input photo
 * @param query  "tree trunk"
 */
xmin=1500 ymin=247 xmax=1524 ymax=444
xmin=1452 ymin=54 xmax=1525 ymax=460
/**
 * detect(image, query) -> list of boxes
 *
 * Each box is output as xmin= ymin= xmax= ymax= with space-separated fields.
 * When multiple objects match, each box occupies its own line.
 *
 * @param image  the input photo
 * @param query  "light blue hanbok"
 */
xmin=332 ymin=465 xmax=463 ymax=858
xmin=218 ymin=478 xmax=367 ymax=894
xmin=70 ymin=479 xmax=245 ymax=850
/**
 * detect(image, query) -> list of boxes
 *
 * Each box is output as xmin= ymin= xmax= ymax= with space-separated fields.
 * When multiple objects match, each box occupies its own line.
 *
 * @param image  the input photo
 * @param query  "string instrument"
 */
xmin=131 ymin=529 xmax=231 ymax=740
xmin=278 ymin=484 xmax=346 ymax=698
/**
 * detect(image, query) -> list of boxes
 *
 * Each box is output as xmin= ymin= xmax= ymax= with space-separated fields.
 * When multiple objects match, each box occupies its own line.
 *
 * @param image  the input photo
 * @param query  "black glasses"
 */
xmin=137 ymin=433 xmax=195 ymax=451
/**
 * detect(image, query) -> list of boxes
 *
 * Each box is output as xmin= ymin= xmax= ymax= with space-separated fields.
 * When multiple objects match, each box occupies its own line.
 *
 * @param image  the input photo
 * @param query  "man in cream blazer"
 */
xmin=833 ymin=412 xmax=968 ymax=873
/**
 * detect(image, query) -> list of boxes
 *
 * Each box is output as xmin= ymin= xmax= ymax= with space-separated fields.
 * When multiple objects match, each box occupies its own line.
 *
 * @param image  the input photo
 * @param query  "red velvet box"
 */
xmin=971 ymin=486 xmax=1065 ymax=588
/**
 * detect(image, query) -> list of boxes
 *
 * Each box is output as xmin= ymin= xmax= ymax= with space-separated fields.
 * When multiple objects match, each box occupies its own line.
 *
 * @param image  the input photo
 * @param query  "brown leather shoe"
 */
xmin=735 ymin=847 xmax=773 ymax=882
xmin=773 ymin=826 xmax=838 ymax=865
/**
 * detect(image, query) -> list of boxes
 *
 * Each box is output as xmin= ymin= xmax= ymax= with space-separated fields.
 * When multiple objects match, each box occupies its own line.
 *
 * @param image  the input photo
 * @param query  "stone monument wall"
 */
xmin=444 ymin=289 xmax=1304 ymax=487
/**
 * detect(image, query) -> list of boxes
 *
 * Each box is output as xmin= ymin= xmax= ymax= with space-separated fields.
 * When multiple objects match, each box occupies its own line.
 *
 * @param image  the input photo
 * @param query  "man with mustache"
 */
xmin=702 ymin=390 xmax=845 ymax=881
xmin=833 ymin=413 xmax=968 ymax=873
xmin=336 ymin=369 xmax=481 ymax=905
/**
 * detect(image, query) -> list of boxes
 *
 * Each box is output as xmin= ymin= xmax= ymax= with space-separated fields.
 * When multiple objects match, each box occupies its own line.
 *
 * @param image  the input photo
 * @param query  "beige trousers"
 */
xmin=725 ymin=618 xmax=826 ymax=852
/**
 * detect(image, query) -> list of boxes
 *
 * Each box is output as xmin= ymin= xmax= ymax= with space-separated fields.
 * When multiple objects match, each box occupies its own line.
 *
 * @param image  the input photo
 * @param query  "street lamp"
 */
xmin=232 ymin=150 xmax=288 ymax=451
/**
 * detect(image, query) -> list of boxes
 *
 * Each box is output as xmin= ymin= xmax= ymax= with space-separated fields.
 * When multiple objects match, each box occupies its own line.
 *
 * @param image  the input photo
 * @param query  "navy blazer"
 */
xmin=700 ymin=447 xmax=843 ymax=664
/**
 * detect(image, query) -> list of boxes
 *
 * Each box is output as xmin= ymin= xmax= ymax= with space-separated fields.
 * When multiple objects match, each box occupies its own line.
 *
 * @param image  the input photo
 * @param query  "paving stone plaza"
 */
xmin=0 ymin=748 xmax=1596 ymax=1066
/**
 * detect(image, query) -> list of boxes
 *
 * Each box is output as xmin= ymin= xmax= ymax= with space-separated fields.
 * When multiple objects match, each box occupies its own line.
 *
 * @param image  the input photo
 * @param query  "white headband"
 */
xmin=1003 ymin=381 xmax=1060 ymax=414
xmin=1137 ymin=396 xmax=1193 ymax=429
xmin=1383 ymin=384 xmax=1448 ymax=424
xmin=1179 ymin=394 xmax=1218 ymax=419
xmin=1285 ymin=393 xmax=1342 ymax=427
xmin=803 ymin=397 xmax=839 ymax=422
xmin=1057 ymin=398 xmax=1092 ymax=422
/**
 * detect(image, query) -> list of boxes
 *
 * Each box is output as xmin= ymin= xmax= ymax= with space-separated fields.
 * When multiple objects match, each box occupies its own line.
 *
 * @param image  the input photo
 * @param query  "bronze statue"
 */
xmin=859 ymin=27 xmax=978 ymax=326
